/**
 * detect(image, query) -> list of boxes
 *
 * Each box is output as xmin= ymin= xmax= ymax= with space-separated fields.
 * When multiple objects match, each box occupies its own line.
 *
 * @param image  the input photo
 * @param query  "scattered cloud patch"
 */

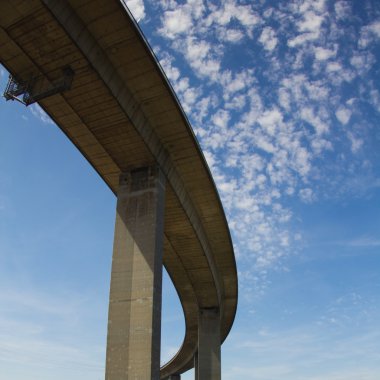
xmin=218 ymin=28 xmax=244 ymax=43
xmin=160 ymin=8 xmax=193 ymax=38
xmin=345 ymin=237 xmax=380 ymax=248
xmin=226 ymin=323 xmax=380 ymax=380
xmin=299 ymin=188 xmax=315 ymax=203
xmin=300 ymin=106 xmax=329 ymax=135
xmin=335 ymin=106 xmax=352 ymax=125
xmin=29 ymin=104 xmax=53 ymax=125
xmin=334 ymin=1 xmax=351 ymax=20
xmin=314 ymin=46 xmax=336 ymax=61
xmin=359 ymin=20 xmax=380 ymax=48
xmin=145 ymin=0 xmax=379 ymax=298
xmin=124 ymin=0 xmax=146 ymax=21
xmin=346 ymin=131 xmax=363 ymax=153
xmin=259 ymin=27 xmax=278 ymax=51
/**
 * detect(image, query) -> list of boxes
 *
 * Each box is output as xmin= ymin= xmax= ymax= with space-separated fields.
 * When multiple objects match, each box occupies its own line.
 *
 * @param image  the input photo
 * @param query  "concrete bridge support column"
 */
xmin=105 ymin=166 xmax=165 ymax=380
xmin=194 ymin=351 xmax=199 ymax=380
xmin=196 ymin=308 xmax=221 ymax=380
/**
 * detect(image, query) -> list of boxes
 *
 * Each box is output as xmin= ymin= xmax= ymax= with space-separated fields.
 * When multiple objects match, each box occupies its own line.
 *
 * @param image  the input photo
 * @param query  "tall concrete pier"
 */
xmin=0 ymin=0 xmax=238 ymax=379
xmin=106 ymin=168 xmax=165 ymax=379
xmin=197 ymin=308 xmax=221 ymax=380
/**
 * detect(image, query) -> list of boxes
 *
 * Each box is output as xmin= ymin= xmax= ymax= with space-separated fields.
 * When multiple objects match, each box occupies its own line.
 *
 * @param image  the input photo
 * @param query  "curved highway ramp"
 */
xmin=0 ymin=1 xmax=238 ymax=379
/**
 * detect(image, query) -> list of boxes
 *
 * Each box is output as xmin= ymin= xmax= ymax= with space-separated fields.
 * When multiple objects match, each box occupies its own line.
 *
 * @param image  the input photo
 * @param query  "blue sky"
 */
xmin=1 ymin=0 xmax=380 ymax=379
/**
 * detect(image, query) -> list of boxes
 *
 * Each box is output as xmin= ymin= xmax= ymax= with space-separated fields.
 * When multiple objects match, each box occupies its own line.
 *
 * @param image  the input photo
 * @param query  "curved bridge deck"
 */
xmin=0 ymin=0 xmax=238 ymax=378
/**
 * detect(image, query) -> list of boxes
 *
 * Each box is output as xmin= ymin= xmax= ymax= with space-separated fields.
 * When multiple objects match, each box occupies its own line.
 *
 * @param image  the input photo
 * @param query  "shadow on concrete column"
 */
xmin=194 ymin=350 xmax=198 ymax=380
xmin=105 ymin=166 xmax=165 ymax=380
xmin=197 ymin=308 xmax=221 ymax=380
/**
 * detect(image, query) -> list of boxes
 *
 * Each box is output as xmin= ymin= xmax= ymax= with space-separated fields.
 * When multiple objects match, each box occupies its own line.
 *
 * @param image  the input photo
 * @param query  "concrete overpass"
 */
xmin=0 ymin=1 xmax=238 ymax=379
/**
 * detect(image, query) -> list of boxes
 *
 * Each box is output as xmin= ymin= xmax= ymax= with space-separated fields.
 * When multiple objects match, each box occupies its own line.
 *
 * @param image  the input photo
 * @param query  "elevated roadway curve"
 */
xmin=0 ymin=0 xmax=238 ymax=377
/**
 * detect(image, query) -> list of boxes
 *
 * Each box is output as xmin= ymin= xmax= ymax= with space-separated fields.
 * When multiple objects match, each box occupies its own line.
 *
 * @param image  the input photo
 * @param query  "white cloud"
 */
xmin=221 ymin=70 xmax=255 ymax=99
xmin=300 ymin=107 xmax=329 ymax=135
xmin=335 ymin=106 xmax=352 ymax=125
xmin=175 ymin=77 xmax=190 ymax=93
xmin=311 ymin=137 xmax=332 ymax=154
xmin=218 ymin=28 xmax=244 ymax=43
xmin=182 ymin=87 xmax=198 ymax=104
xmin=326 ymin=61 xmax=342 ymax=72
xmin=212 ymin=109 xmax=230 ymax=130
xmin=293 ymin=147 xmax=311 ymax=177
xmin=193 ymin=95 xmax=215 ymax=124
xmin=344 ymin=236 xmax=380 ymax=248
xmin=197 ymin=58 xmax=221 ymax=79
xmin=226 ymin=325 xmax=380 ymax=380
xmin=0 ymin=281 xmax=105 ymax=379
xmin=368 ymin=20 xmax=380 ymax=38
xmin=278 ymin=87 xmax=291 ymax=111
xmin=225 ymin=94 xmax=246 ymax=110
xmin=287 ymin=1 xmax=327 ymax=48
xmin=0 ymin=287 xmax=83 ymax=319
xmin=125 ymin=0 xmax=146 ymax=21
xmin=304 ymin=80 xmax=330 ymax=101
xmin=159 ymin=54 xmax=181 ymax=82
xmin=184 ymin=37 xmax=210 ymax=60
xmin=259 ymin=27 xmax=278 ymax=51
xmin=234 ymin=7 xmax=260 ymax=35
xmin=176 ymin=36 xmax=221 ymax=80
xmin=298 ymin=12 xmax=324 ymax=34
xmin=29 ymin=104 xmax=53 ymax=125
xmin=347 ymin=132 xmax=363 ymax=153
xmin=334 ymin=1 xmax=351 ymax=21
xmin=180 ymin=85 xmax=201 ymax=114
xmin=151 ymin=0 xmax=379 ymax=298
xmin=350 ymin=52 xmax=375 ymax=74
xmin=326 ymin=62 xmax=356 ymax=85
xmin=288 ymin=32 xmax=316 ymax=47
xmin=255 ymin=133 xmax=276 ymax=154
xmin=203 ymin=149 xmax=217 ymax=170
xmin=159 ymin=8 xmax=193 ymax=38
xmin=258 ymin=108 xmax=283 ymax=136
xmin=369 ymin=89 xmax=380 ymax=113
xmin=299 ymin=188 xmax=315 ymax=203
xmin=314 ymin=46 xmax=336 ymax=61
xmin=0 ymin=333 xmax=103 ymax=374
xmin=359 ymin=20 xmax=380 ymax=48
xmin=206 ymin=2 xmax=260 ymax=37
